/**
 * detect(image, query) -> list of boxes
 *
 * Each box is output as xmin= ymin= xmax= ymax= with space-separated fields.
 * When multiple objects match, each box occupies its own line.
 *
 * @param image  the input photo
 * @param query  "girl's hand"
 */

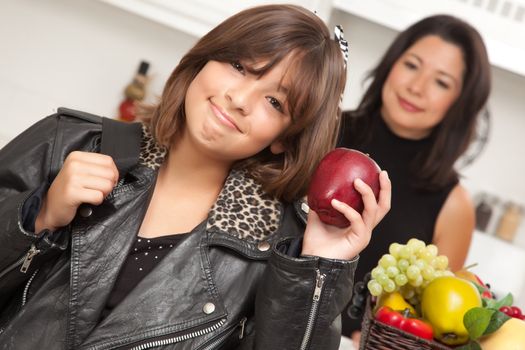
xmin=302 ymin=171 xmax=391 ymax=260
xmin=35 ymin=151 xmax=119 ymax=233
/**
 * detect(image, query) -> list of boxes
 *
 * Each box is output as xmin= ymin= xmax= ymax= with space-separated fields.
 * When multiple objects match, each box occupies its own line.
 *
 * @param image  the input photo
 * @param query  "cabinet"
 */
xmin=97 ymin=0 xmax=525 ymax=77
xmin=96 ymin=0 xmax=332 ymax=37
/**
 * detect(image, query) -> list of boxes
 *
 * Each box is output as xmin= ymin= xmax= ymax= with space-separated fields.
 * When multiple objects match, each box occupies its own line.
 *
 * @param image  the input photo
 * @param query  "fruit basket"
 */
xmin=359 ymin=296 xmax=451 ymax=350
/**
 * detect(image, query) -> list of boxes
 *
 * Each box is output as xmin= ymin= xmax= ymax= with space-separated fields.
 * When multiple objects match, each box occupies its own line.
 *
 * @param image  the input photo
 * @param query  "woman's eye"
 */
xmin=231 ymin=61 xmax=245 ymax=73
xmin=266 ymin=96 xmax=283 ymax=112
xmin=403 ymin=61 xmax=418 ymax=70
xmin=436 ymin=79 xmax=450 ymax=89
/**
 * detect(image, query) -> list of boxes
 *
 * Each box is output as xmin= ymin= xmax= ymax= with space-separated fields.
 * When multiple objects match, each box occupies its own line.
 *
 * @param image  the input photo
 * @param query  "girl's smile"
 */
xmin=183 ymin=58 xmax=292 ymax=162
xmin=209 ymin=98 xmax=242 ymax=133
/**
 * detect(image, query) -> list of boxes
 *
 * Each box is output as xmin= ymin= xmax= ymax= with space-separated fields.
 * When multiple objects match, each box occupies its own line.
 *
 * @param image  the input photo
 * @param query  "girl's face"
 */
xmin=183 ymin=56 xmax=293 ymax=162
xmin=381 ymin=35 xmax=465 ymax=139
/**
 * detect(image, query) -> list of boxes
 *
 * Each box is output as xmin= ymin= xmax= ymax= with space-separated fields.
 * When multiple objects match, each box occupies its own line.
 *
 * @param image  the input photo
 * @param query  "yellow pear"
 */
xmin=421 ymin=276 xmax=482 ymax=345
xmin=375 ymin=291 xmax=417 ymax=316
xmin=478 ymin=317 xmax=525 ymax=350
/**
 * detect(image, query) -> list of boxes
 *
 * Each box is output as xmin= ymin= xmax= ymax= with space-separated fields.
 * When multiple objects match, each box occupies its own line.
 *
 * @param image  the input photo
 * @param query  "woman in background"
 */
xmin=338 ymin=14 xmax=491 ymax=343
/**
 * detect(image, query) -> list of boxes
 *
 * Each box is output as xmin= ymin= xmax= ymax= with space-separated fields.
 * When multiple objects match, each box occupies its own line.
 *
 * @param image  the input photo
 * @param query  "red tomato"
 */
xmin=375 ymin=306 xmax=434 ymax=340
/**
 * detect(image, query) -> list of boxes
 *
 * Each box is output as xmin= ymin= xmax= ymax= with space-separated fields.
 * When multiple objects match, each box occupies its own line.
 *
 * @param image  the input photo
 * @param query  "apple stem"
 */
xmin=462 ymin=263 xmax=479 ymax=271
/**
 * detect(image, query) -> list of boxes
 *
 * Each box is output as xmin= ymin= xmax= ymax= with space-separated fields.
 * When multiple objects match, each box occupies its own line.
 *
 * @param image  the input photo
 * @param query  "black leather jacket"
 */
xmin=0 ymin=110 xmax=357 ymax=349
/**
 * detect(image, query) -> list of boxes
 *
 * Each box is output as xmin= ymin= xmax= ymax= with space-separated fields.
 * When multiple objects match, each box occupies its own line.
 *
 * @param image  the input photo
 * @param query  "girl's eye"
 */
xmin=436 ymin=79 xmax=450 ymax=89
xmin=231 ymin=61 xmax=245 ymax=74
xmin=266 ymin=96 xmax=283 ymax=112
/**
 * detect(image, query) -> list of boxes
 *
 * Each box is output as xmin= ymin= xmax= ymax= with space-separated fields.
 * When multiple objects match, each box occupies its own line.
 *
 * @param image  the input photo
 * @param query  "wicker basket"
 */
xmin=359 ymin=296 xmax=452 ymax=350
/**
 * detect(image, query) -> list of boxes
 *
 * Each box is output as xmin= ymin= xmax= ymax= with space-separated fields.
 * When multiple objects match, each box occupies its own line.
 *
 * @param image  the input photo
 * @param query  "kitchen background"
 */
xmin=1 ymin=0 xmax=524 ymax=311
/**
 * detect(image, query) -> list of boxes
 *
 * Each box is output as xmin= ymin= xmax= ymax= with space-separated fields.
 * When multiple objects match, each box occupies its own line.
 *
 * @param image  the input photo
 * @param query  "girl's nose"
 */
xmin=225 ymin=84 xmax=254 ymax=116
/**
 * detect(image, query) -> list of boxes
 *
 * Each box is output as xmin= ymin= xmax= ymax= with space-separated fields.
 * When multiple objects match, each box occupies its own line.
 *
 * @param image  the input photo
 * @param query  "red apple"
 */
xmin=307 ymin=148 xmax=381 ymax=227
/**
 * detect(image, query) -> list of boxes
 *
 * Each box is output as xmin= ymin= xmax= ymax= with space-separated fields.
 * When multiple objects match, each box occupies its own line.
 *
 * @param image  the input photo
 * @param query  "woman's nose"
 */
xmin=407 ymin=74 xmax=426 ymax=96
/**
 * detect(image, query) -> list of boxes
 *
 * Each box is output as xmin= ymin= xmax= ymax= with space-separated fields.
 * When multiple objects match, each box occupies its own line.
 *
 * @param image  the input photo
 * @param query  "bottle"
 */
xmin=475 ymin=193 xmax=493 ymax=232
xmin=118 ymin=60 xmax=150 ymax=122
xmin=496 ymin=202 xmax=523 ymax=242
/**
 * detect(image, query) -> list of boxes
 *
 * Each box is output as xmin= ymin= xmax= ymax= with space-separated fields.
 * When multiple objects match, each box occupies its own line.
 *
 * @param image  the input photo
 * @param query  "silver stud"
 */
xmin=257 ymin=241 xmax=270 ymax=252
xmin=301 ymin=202 xmax=310 ymax=214
xmin=202 ymin=302 xmax=216 ymax=314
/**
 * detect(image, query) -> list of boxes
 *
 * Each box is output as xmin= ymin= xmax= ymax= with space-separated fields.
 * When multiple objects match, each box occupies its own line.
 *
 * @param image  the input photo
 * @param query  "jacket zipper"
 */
xmin=0 ymin=244 xmax=40 ymax=279
xmin=300 ymin=269 xmax=326 ymax=350
xmin=22 ymin=269 xmax=39 ymax=306
xmin=199 ymin=317 xmax=247 ymax=350
xmin=20 ymin=244 xmax=40 ymax=273
xmin=128 ymin=318 xmax=227 ymax=350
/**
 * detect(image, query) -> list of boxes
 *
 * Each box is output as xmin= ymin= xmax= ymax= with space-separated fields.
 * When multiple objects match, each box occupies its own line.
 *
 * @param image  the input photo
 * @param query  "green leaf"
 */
xmin=484 ymin=293 xmax=513 ymax=310
xmin=483 ymin=310 xmax=511 ymax=335
xmin=455 ymin=340 xmax=482 ymax=350
xmin=464 ymin=307 xmax=495 ymax=339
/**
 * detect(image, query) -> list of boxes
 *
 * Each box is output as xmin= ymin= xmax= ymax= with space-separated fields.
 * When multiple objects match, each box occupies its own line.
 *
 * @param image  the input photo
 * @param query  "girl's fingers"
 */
xmin=331 ymin=198 xmax=366 ymax=233
xmin=79 ymin=175 xmax=117 ymax=195
xmin=66 ymin=152 xmax=119 ymax=183
xmin=376 ymin=171 xmax=392 ymax=222
xmin=75 ymin=188 xmax=106 ymax=206
xmin=353 ymin=178 xmax=378 ymax=228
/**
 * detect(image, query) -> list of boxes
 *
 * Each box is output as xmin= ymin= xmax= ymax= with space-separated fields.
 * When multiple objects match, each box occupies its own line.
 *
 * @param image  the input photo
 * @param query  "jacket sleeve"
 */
xmin=0 ymin=115 xmax=61 ymax=270
xmin=0 ymin=113 xmax=101 ymax=302
xmin=247 ymin=238 xmax=358 ymax=350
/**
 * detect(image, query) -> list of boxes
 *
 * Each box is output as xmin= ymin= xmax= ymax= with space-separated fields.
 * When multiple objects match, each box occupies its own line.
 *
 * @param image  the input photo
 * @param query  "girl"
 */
xmin=338 ymin=14 xmax=491 ymax=342
xmin=0 ymin=4 xmax=390 ymax=350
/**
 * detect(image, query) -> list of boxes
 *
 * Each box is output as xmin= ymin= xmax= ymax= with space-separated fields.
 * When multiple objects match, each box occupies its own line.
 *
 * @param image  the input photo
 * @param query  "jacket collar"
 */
xmin=137 ymin=124 xmax=284 ymax=244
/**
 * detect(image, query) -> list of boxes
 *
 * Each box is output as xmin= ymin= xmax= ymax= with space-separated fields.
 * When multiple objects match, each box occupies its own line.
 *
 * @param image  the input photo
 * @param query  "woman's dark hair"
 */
xmin=142 ymin=5 xmax=346 ymax=202
xmin=343 ymin=14 xmax=491 ymax=190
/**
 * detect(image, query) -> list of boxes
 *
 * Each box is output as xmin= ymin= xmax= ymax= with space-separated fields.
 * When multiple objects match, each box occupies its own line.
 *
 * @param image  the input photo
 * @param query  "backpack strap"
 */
xmin=101 ymin=117 xmax=142 ymax=178
xmin=49 ymin=108 xmax=142 ymax=183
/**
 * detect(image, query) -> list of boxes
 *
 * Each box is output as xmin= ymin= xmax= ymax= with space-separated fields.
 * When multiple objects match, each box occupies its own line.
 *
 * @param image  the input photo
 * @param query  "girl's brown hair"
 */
xmin=143 ymin=5 xmax=346 ymax=202
xmin=342 ymin=15 xmax=491 ymax=190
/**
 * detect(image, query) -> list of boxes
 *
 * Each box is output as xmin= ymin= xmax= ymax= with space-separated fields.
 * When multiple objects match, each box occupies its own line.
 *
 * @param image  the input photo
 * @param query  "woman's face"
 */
xmin=183 ymin=56 xmax=293 ymax=162
xmin=381 ymin=35 xmax=465 ymax=139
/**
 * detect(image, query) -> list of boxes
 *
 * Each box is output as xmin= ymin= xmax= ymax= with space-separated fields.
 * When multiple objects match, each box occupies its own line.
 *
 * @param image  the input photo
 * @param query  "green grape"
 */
xmin=414 ymin=259 xmax=426 ymax=270
xmin=394 ymin=274 xmax=408 ymax=286
xmin=376 ymin=273 xmax=389 ymax=285
xmin=407 ymin=238 xmax=426 ymax=255
xmin=399 ymin=246 xmax=412 ymax=259
xmin=406 ymin=265 xmax=421 ymax=280
xmin=426 ymin=244 xmax=438 ymax=257
xmin=409 ymin=274 xmax=423 ymax=287
xmin=397 ymin=259 xmax=410 ymax=271
xmin=383 ymin=279 xmax=396 ymax=293
xmin=433 ymin=255 xmax=449 ymax=270
xmin=386 ymin=266 xmax=400 ymax=278
xmin=421 ymin=265 xmax=435 ymax=280
xmin=388 ymin=243 xmax=402 ymax=258
xmin=419 ymin=249 xmax=435 ymax=263
xmin=443 ymin=270 xmax=454 ymax=277
xmin=367 ymin=280 xmax=383 ymax=296
xmin=371 ymin=266 xmax=385 ymax=279
xmin=379 ymin=254 xmax=397 ymax=268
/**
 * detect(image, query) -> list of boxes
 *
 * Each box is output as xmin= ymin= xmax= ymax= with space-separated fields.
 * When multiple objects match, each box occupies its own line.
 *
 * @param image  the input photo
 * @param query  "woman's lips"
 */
xmin=209 ymin=100 xmax=241 ymax=132
xmin=398 ymin=96 xmax=424 ymax=113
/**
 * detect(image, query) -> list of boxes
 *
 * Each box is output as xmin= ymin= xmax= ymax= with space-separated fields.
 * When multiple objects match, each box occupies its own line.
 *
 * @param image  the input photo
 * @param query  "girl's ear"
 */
xmin=270 ymin=141 xmax=286 ymax=154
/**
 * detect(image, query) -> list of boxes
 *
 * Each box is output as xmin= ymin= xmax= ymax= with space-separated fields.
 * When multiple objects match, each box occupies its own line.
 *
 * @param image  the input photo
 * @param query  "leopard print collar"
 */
xmin=138 ymin=124 xmax=283 ymax=242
